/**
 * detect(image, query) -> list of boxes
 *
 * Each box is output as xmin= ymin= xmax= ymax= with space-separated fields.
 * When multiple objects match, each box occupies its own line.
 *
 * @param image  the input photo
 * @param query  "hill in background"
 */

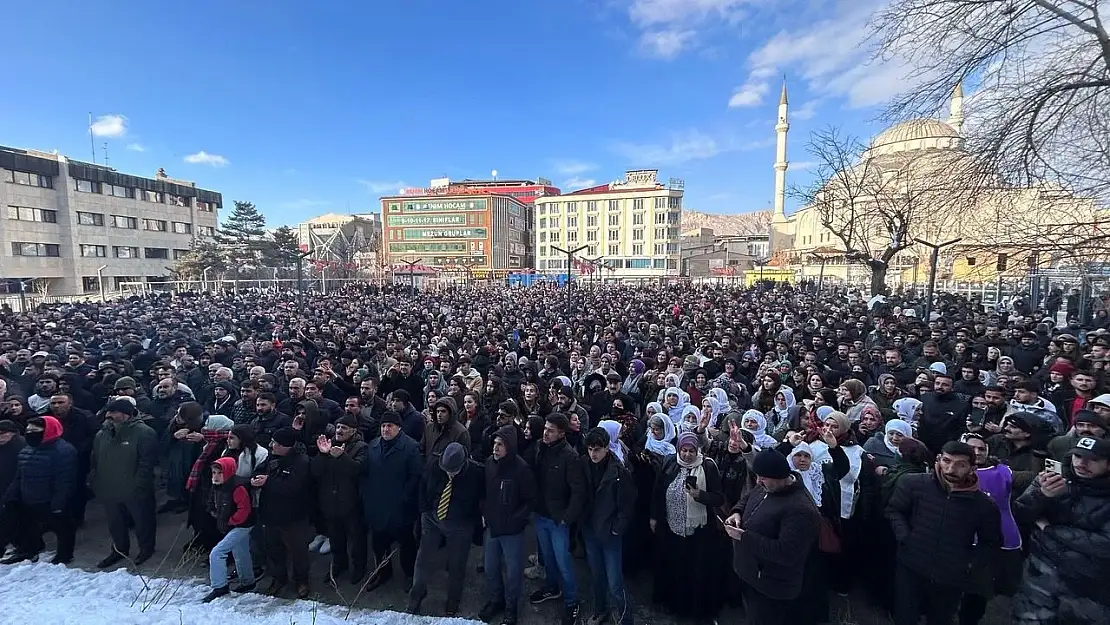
xmin=682 ymin=209 xmax=771 ymax=236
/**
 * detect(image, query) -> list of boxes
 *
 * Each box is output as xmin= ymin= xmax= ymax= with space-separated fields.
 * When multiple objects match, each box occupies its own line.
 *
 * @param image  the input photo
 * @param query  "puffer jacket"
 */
xmin=885 ymin=468 xmax=1003 ymax=587
xmin=731 ymin=475 xmax=821 ymax=601
xmin=2 ymin=417 xmax=77 ymax=511
xmin=1011 ymin=469 xmax=1110 ymax=623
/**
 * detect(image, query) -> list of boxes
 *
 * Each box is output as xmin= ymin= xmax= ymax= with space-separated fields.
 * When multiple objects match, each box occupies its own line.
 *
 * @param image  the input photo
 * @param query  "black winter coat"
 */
xmin=361 ymin=433 xmax=423 ymax=532
xmin=885 ymin=470 xmax=1002 ymax=587
xmin=257 ymin=449 xmax=311 ymax=525
xmin=532 ymin=438 xmax=587 ymax=524
xmin=420 ymin=458 xmax=484 ymax=524
xmin=918 ymin=391 xmax=972 ymax=454
xmin=731 ymin=476 xmax=821 ymax=601
xmin=3 ymin=437 xmax=78 ymax=512
xmin=0 ymin=437 xmax=26 ymax=498
xmin=310 ymin=434 xmax=368 ymax=518
xmin=482 ymin=426 xmax=536 ymax=537
xmin=579 ymin=453 xmax=636 ymax=537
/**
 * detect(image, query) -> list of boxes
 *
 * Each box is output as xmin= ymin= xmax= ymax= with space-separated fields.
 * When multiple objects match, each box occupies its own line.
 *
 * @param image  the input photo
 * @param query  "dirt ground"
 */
xmin=51 ymin=500 xmax=1011 ymax=625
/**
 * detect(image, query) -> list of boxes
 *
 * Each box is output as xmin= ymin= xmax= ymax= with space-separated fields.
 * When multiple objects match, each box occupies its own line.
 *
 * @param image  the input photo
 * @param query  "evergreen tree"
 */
xmin=265 ymin=225 xmax=303 ymax=271
xmin=215 ymin=200 xmax=267 ymax=248
xmin=172 ymin=239 xmax=228 ymax=280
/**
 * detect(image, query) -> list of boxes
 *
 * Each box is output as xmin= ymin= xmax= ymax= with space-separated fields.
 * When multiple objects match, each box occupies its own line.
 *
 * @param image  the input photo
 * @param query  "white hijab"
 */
xmin=788 ymin=442 xmax=823 ymax=505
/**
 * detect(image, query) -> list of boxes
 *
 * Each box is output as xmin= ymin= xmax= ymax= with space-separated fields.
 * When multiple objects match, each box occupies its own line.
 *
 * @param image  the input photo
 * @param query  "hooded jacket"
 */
xmin=918 ymin=390 xmax=972 ymax=454
xmin=208 ymin=456 xmax=254 ymax=533
xmin=257 ymin=447 xmax=311 ymax=525
xmin=3 ymin=417 xmax=76 ymax=512
xmin=423 ymin=397 xmax=471 ymax=461
xmin=91 ymin=414 xmax=158 ymax=503
xmin=731 ymin=474 xmax=822 ymax=601
xmin=482 ymin=425 xmax=536 ymax=537
xmin=578 ymin=440 xmax=637 ymax=538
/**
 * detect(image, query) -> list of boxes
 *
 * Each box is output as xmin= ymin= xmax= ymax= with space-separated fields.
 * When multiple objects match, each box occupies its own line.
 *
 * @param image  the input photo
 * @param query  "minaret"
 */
xmin=772 ymin=78 xmax=789 ymax=222
xmin=948 ymin=80 xmax=964 ymax=134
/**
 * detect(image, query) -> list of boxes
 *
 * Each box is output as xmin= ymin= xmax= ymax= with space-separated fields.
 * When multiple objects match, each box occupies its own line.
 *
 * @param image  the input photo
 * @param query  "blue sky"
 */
xmin=0 ymin=0 xmax=923 ymax=226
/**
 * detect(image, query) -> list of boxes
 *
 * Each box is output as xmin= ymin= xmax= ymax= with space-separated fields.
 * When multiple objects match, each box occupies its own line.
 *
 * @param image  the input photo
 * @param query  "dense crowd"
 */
xmin=0 ymin=282 xmax=1107 ymax=625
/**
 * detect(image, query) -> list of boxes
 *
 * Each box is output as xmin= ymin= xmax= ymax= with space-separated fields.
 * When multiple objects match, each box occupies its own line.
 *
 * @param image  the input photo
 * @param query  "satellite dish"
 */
xmin=491 ymin=169 xmax=498 ymax=178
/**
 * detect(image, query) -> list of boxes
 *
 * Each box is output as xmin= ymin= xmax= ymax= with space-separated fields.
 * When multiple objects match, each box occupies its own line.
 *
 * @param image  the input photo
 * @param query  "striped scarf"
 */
xmin=186 ymin=430 xmax=228 ymax=492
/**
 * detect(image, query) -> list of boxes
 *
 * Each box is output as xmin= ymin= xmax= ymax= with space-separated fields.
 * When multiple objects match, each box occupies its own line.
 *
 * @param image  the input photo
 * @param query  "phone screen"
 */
xmin=685 ymin=476 xmax=698 ymax=490
xmin=1044 ymin=458 xmax=1063 ymax=474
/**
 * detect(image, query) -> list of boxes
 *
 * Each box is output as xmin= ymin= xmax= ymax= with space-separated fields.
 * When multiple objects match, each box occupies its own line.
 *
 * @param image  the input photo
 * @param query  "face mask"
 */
xmin=25 ymin=431 xmax=44 ymax=447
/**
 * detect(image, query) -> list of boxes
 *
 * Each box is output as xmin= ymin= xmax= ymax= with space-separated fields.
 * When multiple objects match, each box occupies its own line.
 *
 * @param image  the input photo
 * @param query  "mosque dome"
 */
xmin=870 ymin=119 xmax=962 ymax=155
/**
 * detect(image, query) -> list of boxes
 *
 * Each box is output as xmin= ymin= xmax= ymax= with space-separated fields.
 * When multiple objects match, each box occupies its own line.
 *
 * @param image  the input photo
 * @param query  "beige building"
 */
xmin=534 ymin=169 xmax=683 ymax=279
xmin=1 ymin=145 xmax=221 ymax=296
xmin=296 ymin=212 xmax=381 ymax=272
xmin=768 ymin=83 xmax=1101 ymax=287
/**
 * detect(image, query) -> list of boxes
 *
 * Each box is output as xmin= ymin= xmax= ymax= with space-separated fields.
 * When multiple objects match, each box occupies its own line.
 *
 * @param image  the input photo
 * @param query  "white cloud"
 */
xmin=639 ymin=29 xmax=696 ymax=58
xmin=793 ymin=100 xmax=820 ymax=120
xmin=563 ymin=177 xmax=598 ymax=190
xmin=184 ymin=151 xmax=229 ymax=167
xmin=613 ymin=129 xmax=722 ymax=165
xmin=790 ymin=160 xmax=817 ymax=170
xmin=551 ymin=160 xmax=596 ymax=176
xmin=357 ymin=179 xmax=408 ymax=194
xmin=728 ymin=80 xmax=769 ymax=107
xmin=125 ymin=143 xmax=145 ymax=152
xmin=89 ymin=114 xmax=128 ymax=138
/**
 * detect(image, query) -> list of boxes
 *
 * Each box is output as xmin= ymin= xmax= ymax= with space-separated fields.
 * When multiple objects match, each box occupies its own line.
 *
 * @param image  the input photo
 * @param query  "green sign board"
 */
xmin=389 ymin=242 xmax=469 ymax=253
xmin=402 ymin=228 xmax=487 ymax=240
xmin=403 ymin=199 xmax=487 ymax=212
xmin=388 ymin=214 xmax=467 ymax=226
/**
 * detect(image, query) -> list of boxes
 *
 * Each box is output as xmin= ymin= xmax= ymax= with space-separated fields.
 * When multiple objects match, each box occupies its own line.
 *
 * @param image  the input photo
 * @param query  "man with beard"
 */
xmin=1011 ymin=436 xmax=1110 ymax=624
xmin=918 ymin=373 xmax=972 ymax=454
xmin=556 ymin=386 xmax=590 ymax=433
xmin=28 ymin=373 xmax=59 ymax=415
xmin=0 ymin=416 xmax=77 ymax=564
xmin=1046 ymin=409 xmax=1108 ymax=461
xmin=988 ymin=412 xmax=1049 ymax=474
xmin=423 ymin=397 xmax=470 ymax=462
xmin=886 ymin=441 xmax=1002 ymax=625
xmin=311 ymin=415 xmax=369 ymax=585
xmin=46 ymin=394 xmax=97 ymax=526
xmin=251 ymin=393 xmax=292 ymax=448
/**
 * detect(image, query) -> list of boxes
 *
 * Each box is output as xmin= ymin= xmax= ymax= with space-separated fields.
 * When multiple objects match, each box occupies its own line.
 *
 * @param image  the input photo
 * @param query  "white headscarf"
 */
xmin=788 ymin=442 xmax=823 ymax=505
xmin=645 ymin=414 xmax=676 ymax=456
xmin=708 ymin=388 xmax=730 ymax=423
xmin=599 ymin=420 xmax=625 ymax=463
xmin=884 ymin=419 xmax=913 ymax=455
xmin=741 ymin=409 xmax=777 ymax=450
xmin=678 ymin=404 xmax=702 ymax=433
xmin=662 ymin=387 xmax=689 ymax=423
xmin=646 ymin=401 xmax=664 ymax=419
xmin=893 ymin=398 xmax=922 ymax=425
xmin=771 ymin=387 xmax=796 ymax=428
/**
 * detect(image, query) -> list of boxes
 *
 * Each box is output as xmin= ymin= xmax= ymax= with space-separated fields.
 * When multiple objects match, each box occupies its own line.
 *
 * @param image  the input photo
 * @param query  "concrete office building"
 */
xmin=1 ymin=145 xmax=221 ymax=295
xmin=534 ymin=169 xmax=683 ymax=279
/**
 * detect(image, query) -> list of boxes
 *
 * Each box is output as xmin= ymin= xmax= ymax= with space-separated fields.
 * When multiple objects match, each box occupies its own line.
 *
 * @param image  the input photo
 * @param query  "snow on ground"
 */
xmin=0 ymin=561 xmax=480 ymax=625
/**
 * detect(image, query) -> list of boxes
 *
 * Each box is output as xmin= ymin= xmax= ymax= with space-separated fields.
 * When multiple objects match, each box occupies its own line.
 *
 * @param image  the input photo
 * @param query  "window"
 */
xmin=655 ymin=227 xmax=666 ymax=239
xmin=668 ymin=196 xmax=681 ymax=209
xmin=667 ymin=243 xmax=678 ymax=254
xmin=587 ymin=201 xmax=598 ymax=211
xmin=634 ymin=198 xmax=645 ymax=210
xmin=196 ymin=200 xmax=216 ymax=212
xmin=75 ymin=179 xmax=99 ymax=193
xmin=653 ymin=258 xmax=665 ymax=269
xmin=142 ymin=219 xmax=167 ymax=232
xmin=668 ymin=227 xmax=679 ymax=239
xmin=566 ymin=202 xmax=576 ymax=212
xmin=549 ymin=217 xmax=560 ymax=228
xmin=550 ymin=231 xmax=561 ymax=242
xmin=111 ymin=215 xmax=137 ymax=229
xmin=11 ymin=242 xmax=60 ymax=257
xmin=82 ymin=277 xmax=101 ymax=293
xmin=587 ymin=230 xmax=597 ymax=242
xmin=80 ymin=244 xmax=107 ymax=257
xmin=654 ymin=197 xmax=666 ymax=209
xmin=668 ymin=211 xmax=680 ymax=225
xmin=586 ymin=216 xmax=597 ymax=227
xmin=172 ymin=221 xmax=192 ymax=234
xmin=655 ymin=212 xmax=667 ymax=224
xmin=173 ymin=249 xmax=189 ymax=260
xmin=142 ymin=190 xmax=164 ymax=203
xmin=538 ymin=205 xmax=546 ymax=216
xmin=632 ymin=212 xmax=644 ymax=225
xmin=77 ymin=211 xmax=104 ymax=226
xmin=168 ymin=194 xmax=189 ymax=207
xmin=654 ymin=243 xmax=665 ymax=255
xmin=633 ymin=228 xmax=644 ymax=241
xmin=608 ymin=200 xmax=619 ymax=211
xmin=539 ymin=232 xmax=547 ymax=243
xmin=113 ymin=246 xmax=139 ymax=258
xmin=6 ymin=170 xmax=52 ymax=188
xmin=103 ymin=184 xmax=133 ymax=198
xmin=608 ymin=214 xmax=620 ymax=226
xmin=608 ymin=229 xmax=619 ymax=241
xmin=539 ymin=246 xmax=547 ymax=257
xmin=588 ymin=245 xmax=597 ymax=255
xmin=608 ymin=244 xmax=619 ymax=255
xmin=630 ymin=258 xmax=650 ymax=269
xmin=632 ymin=244 xmax=643 ymax=255
xmin=144 ymin=247 xmax=169 ymax=260
xmin=567 ymin=230 xmax=578 ymax=242
xmin=539 ymin=218 xmax=547 ymax=229
xmin=667 ymin=258 xmax=678 ymax=270
xmin=566 ymin=216 xmax=577 ymax=228
xmin=6 ymin=206 xmax=57 ymax=223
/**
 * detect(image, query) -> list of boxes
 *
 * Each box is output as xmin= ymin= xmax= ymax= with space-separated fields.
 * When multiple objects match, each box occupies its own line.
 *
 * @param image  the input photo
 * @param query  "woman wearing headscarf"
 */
xmin=707 ymin=387 xmax=732 ymax=421
xmin=892 ymin=397 xmax=923 ymax=428
xmin=765 ymin=386 xmax=798 ymax=435
xmin=1 ymin=395 xmax=32 ymax=432
xmin=661 ymin=386 xmax=688 ymax=424
xmin=838 ymin=379 xmax=879 ymax=423
xmin=870 ymin=373 xmax=902 ymax=422
xmin=649 ymin=431 xmax=727 ymax=623
xmin=620 ymin=359 xmax=646 ymax=412
xmin=161 ymin=401 xmax=206 ymax=514
xmin=863 ymin=419 xmax=913 ymax=469
xmin=185 ymin=414 xmax=234 ymax=553
xmin=740 ymin=409 xmax=777 ymax=450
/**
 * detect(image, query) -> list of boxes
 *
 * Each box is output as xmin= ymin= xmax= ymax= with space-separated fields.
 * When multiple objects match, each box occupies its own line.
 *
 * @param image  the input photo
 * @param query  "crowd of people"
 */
xmin=0 ymin=282 xmax=1107 ymax=625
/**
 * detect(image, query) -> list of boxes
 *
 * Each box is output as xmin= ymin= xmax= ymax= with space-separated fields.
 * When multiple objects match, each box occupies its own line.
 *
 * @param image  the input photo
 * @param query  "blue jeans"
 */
xmin=209 ymin=527 xmax=254 ymax=589
xmin=484 ymin=530 xmax=525 ymax=610
xmin=534 ymin=515 xmax=577 ymax=606
xmin=582 ymin=527 xmax=633 ymax=625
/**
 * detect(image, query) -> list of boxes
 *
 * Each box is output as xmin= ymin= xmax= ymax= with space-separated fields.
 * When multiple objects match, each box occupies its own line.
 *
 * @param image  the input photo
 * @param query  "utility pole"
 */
xmin=399 ymin=257 xmax=422 ymax=297
xmin=294 ymin=250 xmax=312 ymax=310
xmin=551 ymin=244 xmax=588 ymax=319
xmin=913 ymin=237 xmax=961 ymax=323
xmin=811 ymin=253 xmax=831 ymax=294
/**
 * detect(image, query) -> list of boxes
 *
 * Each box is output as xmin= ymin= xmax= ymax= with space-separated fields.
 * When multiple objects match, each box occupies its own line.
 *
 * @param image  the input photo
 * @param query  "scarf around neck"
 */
xmin=675 ymin=450 xmax=707 ymax=530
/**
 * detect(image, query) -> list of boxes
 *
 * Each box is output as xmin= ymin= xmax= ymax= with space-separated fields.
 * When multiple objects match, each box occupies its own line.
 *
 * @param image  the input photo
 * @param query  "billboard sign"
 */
xmin=401 ymin=227 xmax=488 ymax=239
xmin=387 ymin=214 xmax=467 ymax=226
xmin=402 ymin=199 xmax=487 ymax=212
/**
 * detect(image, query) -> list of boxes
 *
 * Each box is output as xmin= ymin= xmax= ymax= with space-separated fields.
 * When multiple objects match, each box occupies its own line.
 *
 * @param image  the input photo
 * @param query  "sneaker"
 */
xmin=318 ymin=538 xmax=331 ymax=555
xmin=308 ymin=534 xmax=327 ymax=552
xmin=201 ymin=586 xmax=230 ymax=603
xmin=587 ymin=612 xmax=610 ymax=625
xmin=529 ymin=588 xmax=562 ymax=605
xmin=478 ymin=601 xmax=505 ymax=622
xmin=0 ymin=552 xmax=37 ymax=565
xmin=524 ymin=564 xmax=546 ymax=580
xmin=232 ymin=582 xmax=256 ymax=593
xmin=563 ymin=602 xmax=581 ymax=625
xmin=96 ymin=553 xmax=124 ymax=569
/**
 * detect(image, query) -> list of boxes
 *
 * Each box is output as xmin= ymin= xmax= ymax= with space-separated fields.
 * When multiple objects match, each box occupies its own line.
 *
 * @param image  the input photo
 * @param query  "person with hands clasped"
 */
xmin=725 ymin=448 xmax=821 ymax=625
xmin=1011 ymin=436 xmax=1110 ymax=625
xmin=310 ymin=415 xmax=369 ymax=585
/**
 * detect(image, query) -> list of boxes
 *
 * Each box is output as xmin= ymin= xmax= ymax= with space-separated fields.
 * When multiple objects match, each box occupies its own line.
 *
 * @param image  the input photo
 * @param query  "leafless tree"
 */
xmin=868 ymin=0 xmax=1110 ymax=250
xmin=792 ymin=126 xmax=976 ymax=294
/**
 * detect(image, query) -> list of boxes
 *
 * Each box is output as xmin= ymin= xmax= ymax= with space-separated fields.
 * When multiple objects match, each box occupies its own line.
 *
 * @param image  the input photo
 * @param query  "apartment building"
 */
xmin=1 ymin=145 xmax=221 ymax=295
xmin=533 ymin=169 xmax=683 ymax=279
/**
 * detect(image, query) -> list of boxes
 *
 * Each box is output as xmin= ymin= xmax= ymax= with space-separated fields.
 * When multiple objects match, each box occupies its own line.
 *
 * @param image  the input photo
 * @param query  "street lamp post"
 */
xmin=399 ymin=258 xmax=422 ymax=296
xmin=294 ymin=250 xmax=312 ymax=310
xmin=202 ymin=266 xmax=212 ymax=293
xmin=913 ymin=237 xmax=961 ymax=323
xmin=551 ymin=244 xmax=588 ymax=319
xmin=96 ymin=265 xmax=108 ymax=302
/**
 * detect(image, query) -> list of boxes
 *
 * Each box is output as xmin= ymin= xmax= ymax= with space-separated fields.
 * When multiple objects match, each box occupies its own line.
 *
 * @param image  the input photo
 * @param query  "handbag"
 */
xmin=817 ymin=516 xmax=842 ymax=553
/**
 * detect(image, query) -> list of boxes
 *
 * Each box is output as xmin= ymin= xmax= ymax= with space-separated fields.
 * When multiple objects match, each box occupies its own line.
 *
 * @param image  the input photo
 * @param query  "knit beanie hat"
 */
xmin=752 ymin=449 xmax=791 ymax=479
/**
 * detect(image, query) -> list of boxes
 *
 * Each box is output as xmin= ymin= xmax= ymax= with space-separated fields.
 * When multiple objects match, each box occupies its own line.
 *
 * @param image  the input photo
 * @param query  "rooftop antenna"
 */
xmin=88 ymin=112 xmax=96 ymax=164
xmin=491 ymin=169 xmax=498 ymax=181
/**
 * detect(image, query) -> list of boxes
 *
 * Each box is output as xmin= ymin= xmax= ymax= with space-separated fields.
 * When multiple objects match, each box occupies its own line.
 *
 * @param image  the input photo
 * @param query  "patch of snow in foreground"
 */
xmin=0 ymin=561 xmax=480 ymax=625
